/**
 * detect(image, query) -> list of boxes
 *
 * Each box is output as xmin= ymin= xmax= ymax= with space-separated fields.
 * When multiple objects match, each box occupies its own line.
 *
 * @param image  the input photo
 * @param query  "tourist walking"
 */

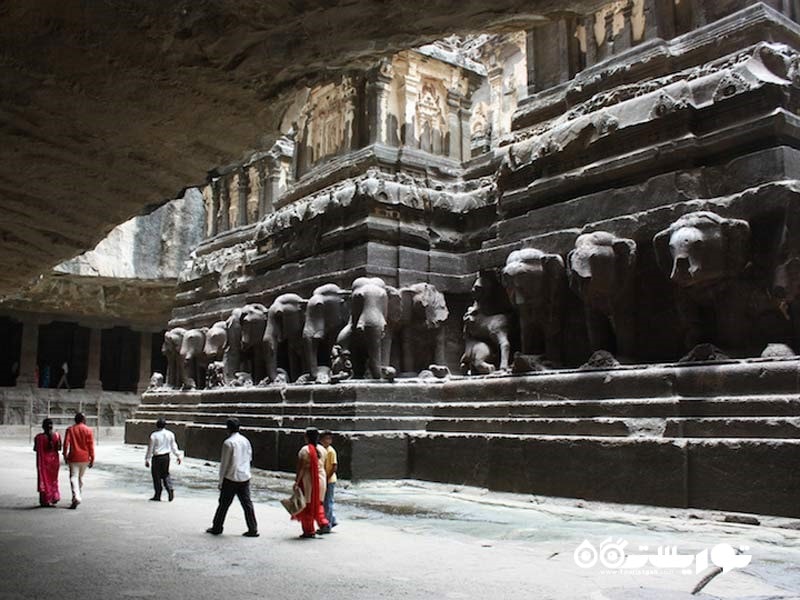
xmin=33 ymin=418 xmax=61 ymax=507
xmin=145 ymin=418 xmax=182 ymax=502
xmin=206 ymin=418 xmax=259 ymax=537
xmin=63 ymin=412 xmax=94 ymax=509
xmin=320 ymin=429 xmax=338 ymax=528
xmin=293 ymin=427 xmax=330 ymax=538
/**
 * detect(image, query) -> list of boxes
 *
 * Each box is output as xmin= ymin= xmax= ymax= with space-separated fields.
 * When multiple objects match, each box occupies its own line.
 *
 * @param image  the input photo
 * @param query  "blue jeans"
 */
xmin=323 ymin=481 xmax=337 ymax=526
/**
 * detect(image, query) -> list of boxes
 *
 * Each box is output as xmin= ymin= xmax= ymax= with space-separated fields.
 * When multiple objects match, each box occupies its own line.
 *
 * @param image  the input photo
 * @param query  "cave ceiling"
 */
xmin=0 ymin=0 xmax=599 ymax=298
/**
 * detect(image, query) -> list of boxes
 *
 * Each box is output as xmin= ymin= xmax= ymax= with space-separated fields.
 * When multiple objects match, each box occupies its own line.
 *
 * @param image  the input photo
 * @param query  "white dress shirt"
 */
xmin=219 ymin=432 xmax=253 ymax=484
xmin=146 ymin=429 xmax=181 ymax=461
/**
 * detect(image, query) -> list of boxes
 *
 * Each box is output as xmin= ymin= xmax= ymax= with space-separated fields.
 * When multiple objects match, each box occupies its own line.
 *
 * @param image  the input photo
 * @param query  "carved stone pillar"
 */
xmin=85 ymin=327 xmax=102 ymax=391
xmin=256 ymin=160 xmax=269 ymax=218
xmin=219 ymin=177 xmax=230 ymax=232
xmin=136 ymin=332 xmax=152 ymax=394
xmin=367 ymin=61 xmax=394 ymax=145
xmin=16 ymin=318 xmax=39 ymax=386
xmin=237 ymin=168 xmax=249 ymax=227
xmin=446 ymin=90 xmax=461 ymax=160
xmin=400 ymin=65 xmax=420 ymax=146
xmin=209 ymin=179 xmax=220 ymax=237
xmin=617 ymin=1 xmax=634 ymax=53
xmin=459 ymin=97 xmax=472 ymax=163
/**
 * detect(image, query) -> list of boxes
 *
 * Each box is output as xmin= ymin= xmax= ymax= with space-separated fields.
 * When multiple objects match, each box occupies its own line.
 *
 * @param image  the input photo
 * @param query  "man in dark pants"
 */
xmin=145 ymin=418 xmax=182 ymax=501
xmin=206 ymin=418 xmax=259 ymax=537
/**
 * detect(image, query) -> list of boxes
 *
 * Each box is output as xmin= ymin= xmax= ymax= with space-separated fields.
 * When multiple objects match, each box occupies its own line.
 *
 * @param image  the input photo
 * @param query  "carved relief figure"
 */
xmin=161 ymin=327 xmax=186 ymax=389
xmin=501 ymin=248 xmax=567 ymax=364
xmin=416 ymin=81 xmax=446 ymax=154
xmin=396 ymin=283 xmax=449 ymax=373
xmin=224 ymin=308 xmax=243 ymax=380
xmin=337 ymin=277 xmax=402 ymax=379
xmin=568 ymin=232 xmax=637 ymax=358
xmin=239 ymin=303 xmax=269 ymax=383
xmin=460 ymin=271 xmax=513 ymax=374
xmin=264 ymin=293 xmax=307 ymax=383
xmin=303 ymin=284 xmax=350 ymax=381
xmin=654 ymin=211 xmax=751 ymax=351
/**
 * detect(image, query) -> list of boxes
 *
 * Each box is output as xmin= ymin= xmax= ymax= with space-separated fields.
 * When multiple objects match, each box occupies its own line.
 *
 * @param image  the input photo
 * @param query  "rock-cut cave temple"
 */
xmin=2 ymin=0 xmax=800 ymax=517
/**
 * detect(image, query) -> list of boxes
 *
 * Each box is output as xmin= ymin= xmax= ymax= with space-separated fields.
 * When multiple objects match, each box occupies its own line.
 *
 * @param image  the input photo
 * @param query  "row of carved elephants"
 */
xmin=160 ymin=209 xmax=799 ymax=387
xmin=462 ymin=209 xmax=799 ymax=373
xmin=160 ymin=278 xmax=450 ymax=389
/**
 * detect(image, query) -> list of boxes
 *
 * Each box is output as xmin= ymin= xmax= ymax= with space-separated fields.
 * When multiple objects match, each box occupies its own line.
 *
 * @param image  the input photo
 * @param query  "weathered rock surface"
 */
xmin=0 ymin=0 xmax=591 ymax=297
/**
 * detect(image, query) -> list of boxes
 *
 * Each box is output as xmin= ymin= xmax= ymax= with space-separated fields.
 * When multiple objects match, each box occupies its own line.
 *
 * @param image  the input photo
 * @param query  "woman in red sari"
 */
xmin=293 ymin=427 xmax=330 ymax=538
xmin=33 ymin=418 xmax=61 ymax=507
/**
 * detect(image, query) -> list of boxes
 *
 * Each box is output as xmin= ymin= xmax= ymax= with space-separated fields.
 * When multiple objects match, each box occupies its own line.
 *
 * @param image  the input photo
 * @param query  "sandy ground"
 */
xmin=1 ymin=437 xmax=799 ymax=600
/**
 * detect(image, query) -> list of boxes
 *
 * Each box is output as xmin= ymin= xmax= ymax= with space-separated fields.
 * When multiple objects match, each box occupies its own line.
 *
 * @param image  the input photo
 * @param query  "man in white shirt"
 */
xmin=206 ymin=418 xmax=259 ymax=537
xmin=145 ymin=418 xmax=182 ymax=502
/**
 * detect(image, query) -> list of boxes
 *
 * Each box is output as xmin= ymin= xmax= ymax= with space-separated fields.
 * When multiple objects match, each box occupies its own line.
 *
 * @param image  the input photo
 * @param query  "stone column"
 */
xmin=400 ymin=64 xmax=420 ymax=147
xmin=136 ymin=332 xmax=152 ymax=394
xmin=446 ymin=90 xmax=462 ymax=161
xmin=219 ymin=177 xmax=230 ymax=232
xmin=459 ymin=97 xmax=472 ymax=163
xmin=209 ymin=179 xmax=220 ymax=237
xmin=256 ymin=160 xmax=269 ymax=218
xmin=367 ymin=61 xmax=394 ymax=146
xmin=16 ymin=318 xmax=39 ymax=386
xmin=237 ymin=168 xmax=249 ymax=227
xmin=85 ymin=327 xmax=102 ymax=391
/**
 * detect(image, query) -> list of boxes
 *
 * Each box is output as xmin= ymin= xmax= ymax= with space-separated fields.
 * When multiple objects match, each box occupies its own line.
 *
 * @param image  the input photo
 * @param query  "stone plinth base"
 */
xmin=125 ymin=357 xmax=800 ymax=517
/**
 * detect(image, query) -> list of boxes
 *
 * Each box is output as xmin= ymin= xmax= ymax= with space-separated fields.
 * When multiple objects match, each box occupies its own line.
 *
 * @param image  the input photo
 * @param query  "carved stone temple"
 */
xmin=6 ymin=1 xmax=800 ymax=516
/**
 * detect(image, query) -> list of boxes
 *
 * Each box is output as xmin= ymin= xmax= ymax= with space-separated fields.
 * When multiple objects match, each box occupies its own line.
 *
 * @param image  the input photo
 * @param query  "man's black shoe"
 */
xmin=205 ymin=528 xmax=223 ymax=535
xmin=149 ymin=497 xmax=161 ymax=502
xmin=316 ymin=525 xmax=332 ymax=535
xmin=242 ymin=531 xmax=260 ymax=537
xmin=168 ymin=489 xmax=174 ymax=502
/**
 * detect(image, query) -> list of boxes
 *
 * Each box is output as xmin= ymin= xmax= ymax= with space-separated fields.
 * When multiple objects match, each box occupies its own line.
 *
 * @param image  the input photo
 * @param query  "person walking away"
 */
xmin=33 ymin=418 xmax=61 ymax=507
xmin=56 ymin=361 xmax=70 ymax=390
xmin=145 ymin=418 xmax=182 ymax=501
xmin=63 ymin=412 xmax=94 ymax=509
xmin=293 ymin=427 xmax=330 ymax=538
xmin=206 ymin=418 xmax=259 ymax=537
xmin=320 ymin=429 xmax=338 ymax=529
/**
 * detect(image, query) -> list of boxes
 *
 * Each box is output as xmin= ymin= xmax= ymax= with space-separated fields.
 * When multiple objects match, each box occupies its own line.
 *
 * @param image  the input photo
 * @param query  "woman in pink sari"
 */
xmin=293 ymin=427 xmax=330 ymax=538
xmin=33 ymin=418 xmax=61 ymax=507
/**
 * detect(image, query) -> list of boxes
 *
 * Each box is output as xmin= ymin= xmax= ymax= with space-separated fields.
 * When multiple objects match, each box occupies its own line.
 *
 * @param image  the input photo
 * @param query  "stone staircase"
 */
xmin=125 ymin=357 xmax=800 ymax=517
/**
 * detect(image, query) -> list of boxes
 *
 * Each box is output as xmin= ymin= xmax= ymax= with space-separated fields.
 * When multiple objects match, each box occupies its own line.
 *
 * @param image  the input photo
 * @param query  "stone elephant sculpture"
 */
xmin=501 ymin=248 xmax=566 ymax=364
xmin=460 ymin=271 xmax=514 ymax=374
xmin=395 ymin=283 xmax=449 ymax=373
xmin=161 ymin=327 xmax=186 ymax=389
xmin=180 ymin=327 xmax=208 ymax=389
xmin=265 ymin=293 xmax=307 ymax=383
xmin=337 ymin=277 xmax=402 ymax=379
xmin=654 ymin=210 xmax=751 ymax=351
xmin=303 ymin=284 xmax=350 ymax=381
xmin=239 ymin=303 xmax=269 ymax=383
xmin=568 ymin=231 xmax=637 ymax=359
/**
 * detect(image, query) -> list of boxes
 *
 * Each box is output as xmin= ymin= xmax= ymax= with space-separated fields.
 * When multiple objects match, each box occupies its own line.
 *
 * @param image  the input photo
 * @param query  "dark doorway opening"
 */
xmin=0 ymin=316 xmax=22 ymax=386
xmin=100 ymin=327 xmax=140 ymax=392
xmin=37 ymin=321 xmax=90 ymax=388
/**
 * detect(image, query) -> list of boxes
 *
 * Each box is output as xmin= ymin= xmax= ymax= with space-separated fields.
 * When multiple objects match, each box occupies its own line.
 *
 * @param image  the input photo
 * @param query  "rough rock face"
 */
xmin=0 ymin=0 xmax=592 ymax=297
xmin=0 ymin=189 xmax=203 ymax=327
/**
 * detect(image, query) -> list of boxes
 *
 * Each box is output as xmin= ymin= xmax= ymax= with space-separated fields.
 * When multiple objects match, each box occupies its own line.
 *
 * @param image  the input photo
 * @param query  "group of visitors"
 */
xmin=33 ymin=413 xmax=339 ymax=539
xmin=205 ymin=419 xmax=338 ymax=538
xmin=33 ymin=413 xmax=94 ymax=509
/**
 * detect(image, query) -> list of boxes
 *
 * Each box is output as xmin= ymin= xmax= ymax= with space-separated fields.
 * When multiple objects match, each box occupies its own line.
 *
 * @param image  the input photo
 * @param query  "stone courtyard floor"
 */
xmin=0 ymin=436 xmax=799 ymax=600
